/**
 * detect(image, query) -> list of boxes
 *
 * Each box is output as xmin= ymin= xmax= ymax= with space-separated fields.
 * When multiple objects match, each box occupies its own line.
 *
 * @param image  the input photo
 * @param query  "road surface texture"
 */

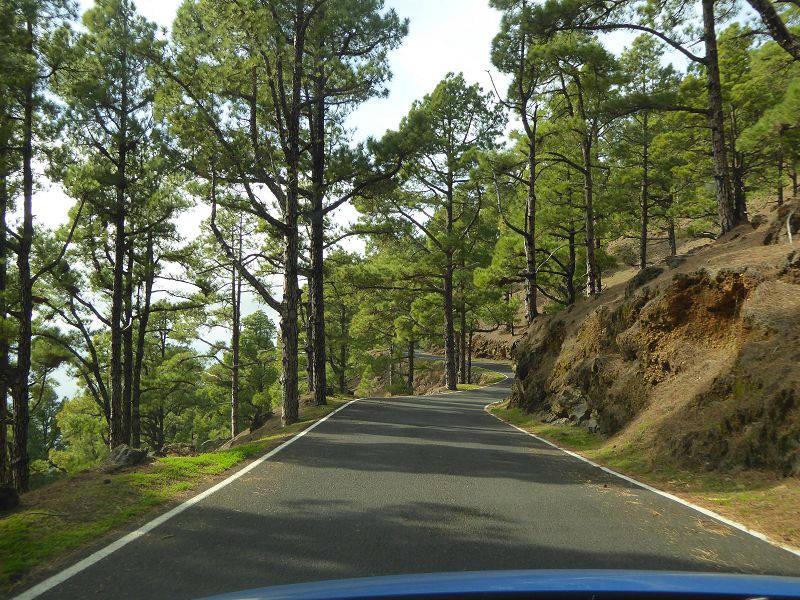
xmin=17 ymin=359 xmax=800 ymax=599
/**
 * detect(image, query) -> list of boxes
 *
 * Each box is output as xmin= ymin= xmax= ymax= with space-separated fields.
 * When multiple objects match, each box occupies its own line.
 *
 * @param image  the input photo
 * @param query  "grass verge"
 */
xmin=489 ymin=401 xmax=800 ymax=551
xmin=0 ymin=399 xmax=346 ymax=591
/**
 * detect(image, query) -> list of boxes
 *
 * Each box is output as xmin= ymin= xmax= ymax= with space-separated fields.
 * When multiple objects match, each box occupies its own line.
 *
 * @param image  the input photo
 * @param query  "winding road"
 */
xmin=15 ymin=358 xmax=800 ymax=599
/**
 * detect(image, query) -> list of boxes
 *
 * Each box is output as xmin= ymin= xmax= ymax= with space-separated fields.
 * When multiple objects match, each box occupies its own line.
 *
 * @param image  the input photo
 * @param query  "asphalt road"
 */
xmin=19 ymin=359 xmax=800 ymax=599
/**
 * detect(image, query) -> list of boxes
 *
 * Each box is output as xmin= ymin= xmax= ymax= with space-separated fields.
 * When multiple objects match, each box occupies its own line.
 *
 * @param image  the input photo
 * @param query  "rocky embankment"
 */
xmin=511 ymin=201 xmax=800 ymax=476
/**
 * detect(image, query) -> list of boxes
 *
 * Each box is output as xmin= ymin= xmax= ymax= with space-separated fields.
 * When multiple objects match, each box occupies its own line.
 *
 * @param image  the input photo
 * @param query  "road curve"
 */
xmin=17 ymin=358 xmax=800 ymax=599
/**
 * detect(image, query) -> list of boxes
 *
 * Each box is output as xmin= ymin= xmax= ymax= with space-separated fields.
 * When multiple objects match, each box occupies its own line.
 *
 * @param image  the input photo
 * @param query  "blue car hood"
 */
xmin=200 ymin=569 xmax=800 ymax=599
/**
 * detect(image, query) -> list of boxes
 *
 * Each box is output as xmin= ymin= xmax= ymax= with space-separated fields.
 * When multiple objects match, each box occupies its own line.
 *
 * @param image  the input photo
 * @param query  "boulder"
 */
xmin=160 ymin=443 xmax=197 ymax=457
xmin=665 ymin=255 xmax=686 ymax=269
xmin=102 ymin=444 xmax=148 ymax=472
xmin=0 ymin=484 xmax=20 ymax=511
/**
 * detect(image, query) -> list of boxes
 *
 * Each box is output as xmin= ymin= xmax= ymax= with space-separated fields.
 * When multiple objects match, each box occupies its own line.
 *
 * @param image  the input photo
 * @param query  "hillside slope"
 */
xmin=511 ymin=200 xmax=800 ymax=476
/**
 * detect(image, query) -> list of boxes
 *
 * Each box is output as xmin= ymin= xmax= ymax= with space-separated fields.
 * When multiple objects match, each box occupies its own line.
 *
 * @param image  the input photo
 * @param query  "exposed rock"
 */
xmin=510 ymin=203 xmax=800 ymax=475
xmin=763 ymin=204 xmax=800 ymax=244
xmin=0 ymin=484 xmax=20 ymax=511
xmin=625 ymin=266 xmax=663 ymax=297
xmin=665 ymin=255 xmax=686 ymax=269
xmin=471 ymin=334 xmax=514 ymax=360
xmin=102 ymin=445 xmax=148 ymax=472
xmin=160 ymin=443 xmax=197 ymax=457
xmin=584 ymin=418 xmax=599 ymax=434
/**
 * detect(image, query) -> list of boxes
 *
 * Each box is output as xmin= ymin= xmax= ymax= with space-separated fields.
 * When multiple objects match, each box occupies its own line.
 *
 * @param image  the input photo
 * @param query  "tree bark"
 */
xmin=778 ymin=158 xmax=784 ymax=206
xmin=0 ymin=172 xmax=8 ymax=484
xmin=309 ymin=214 xmax=327 ymax=405
xmin=581 ymin=136 xmax=598 ymax=295
xmin=110 ymin=43 xmax=129 ymax=448
xmin=304 ymin=296 xmax=313 ymax=392
xmin=122 ymin=244 xmax=134 ymax=445
xmin=524 ymin=141 xmax=538 ymax=322
xmin=308 ymin=70 xmax=328 ymax=406
xmin=702 ymin=0 xmax=738 ymax=234
xmin=407 ymin=339 xmax=414 ymax=388
xmin=729 ymin=110 xmax=747 ymax=222
xmin=566 ymin=226 xmax=577 ymax=305
xmin=443 ymin=263 xmax=457 ymax=390
xmin=131 ymin=233 xmax=154 ymax=448
xmin=280 ymin=16 xmax=303 ymax=426
xmin=280 ymin=228 xmax=300 ymax=426
xmin=668 ymin=220 xmax=677 ymax=256
xmin=745 ymin=0 xmax=800 ymax=61
xmin=458 ymin=282 xmax=467 ymax=385
xmin=639 ymin=112 xmax=649 ymax=271
xmin=467 ymin=329 xmax=473 ymax=384
xmin=12 ymin=19 xmax=35 ymax=490
xmin=230 ymin=227 xmax=241 ymax=438
xmin=339 ymin=304 xmax=347 ymax=393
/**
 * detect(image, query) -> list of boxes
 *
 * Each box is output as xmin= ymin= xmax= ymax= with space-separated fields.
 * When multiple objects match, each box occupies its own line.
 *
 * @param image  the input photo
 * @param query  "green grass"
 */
xmin=0 ymin=400 xmax=345 ymax=590
xmin=490 ymin=404 xmax=605 ymax=451
xmin=471 ymin=367 xmax=507 ymax=386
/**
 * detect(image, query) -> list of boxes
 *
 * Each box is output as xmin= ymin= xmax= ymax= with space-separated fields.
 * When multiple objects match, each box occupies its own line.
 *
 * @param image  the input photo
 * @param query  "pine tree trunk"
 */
xmin=524 ymin=148 xmax=538 ymax=322
xmin=729 ymin=110 xmax=747 ymax=222
xmin=110 ymin=208 xmax=126 ymax=448
xmin=308 ymin=67 xmax=328 ymax=406
xmin=668 ymin=220 xmax=677 ymax=256
xmin=407 ymin=339 xmax=414 ymax=388
xmin=732 ymin=159 xmax=747 ymax=218
xmin=230 ymin=249 xmax=241 ymax=438
xmin=639 ymin=113 xmax=649 ymax=271
xmin=278 ymin=6 xmax=305 ymax=427
xmin=280 ymin=224 xmax=300 ymax=426
xmin=131 ymin=234 xmax=154 ymax=449
xmin=467 ymin=330 xmax=473 ymax=384
xmin=0 ymin=173 xmax=8 ymax=484
xmin=13 ymin=30 xmax=35 ymax=490
xmin=567 ymin=227 xmax=577 ymax=305
xmin=581 ymin=136 xmax=597 ymax=295
xmin=339 ymin=305 xmax=347 ymax=393
xmin=110 ymin=45 xmax=129 ymax=449
xmin=122 ymin=245 xmax=134 ymax=445
xmin=459 ymin=288 xmax=467 ymax=385
xmin=443 ymin=263 xmax=457 ymax=390
xmin=304 ymin=297 xmax=314 ymax=392
xmin=702 ymin=0 xmax=738 ymax=234
xmin=309 ymin=213 xmax=327 ymax=405
xmin=778 ymin=158 xmax=784 ymax=206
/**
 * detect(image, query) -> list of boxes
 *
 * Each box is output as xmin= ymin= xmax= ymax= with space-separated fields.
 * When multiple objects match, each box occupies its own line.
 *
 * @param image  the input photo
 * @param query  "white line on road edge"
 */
xmin=484 ymin=402 xmax=800 ymax=560
xmin=13 ymin=399 xmax=360 ymax=600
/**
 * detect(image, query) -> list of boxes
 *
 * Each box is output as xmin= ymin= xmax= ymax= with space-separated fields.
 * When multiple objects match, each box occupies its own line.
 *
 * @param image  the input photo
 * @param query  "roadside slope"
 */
xmin=508 ymin=200 xmax=800 ymax=547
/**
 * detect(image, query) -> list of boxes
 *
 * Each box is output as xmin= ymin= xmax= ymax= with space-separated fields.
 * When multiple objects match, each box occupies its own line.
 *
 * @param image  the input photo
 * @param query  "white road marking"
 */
xmin=12 ymin=400 xmax=359 ymax=600
xmin=484 ymin=402 xmax=800 ymax=559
